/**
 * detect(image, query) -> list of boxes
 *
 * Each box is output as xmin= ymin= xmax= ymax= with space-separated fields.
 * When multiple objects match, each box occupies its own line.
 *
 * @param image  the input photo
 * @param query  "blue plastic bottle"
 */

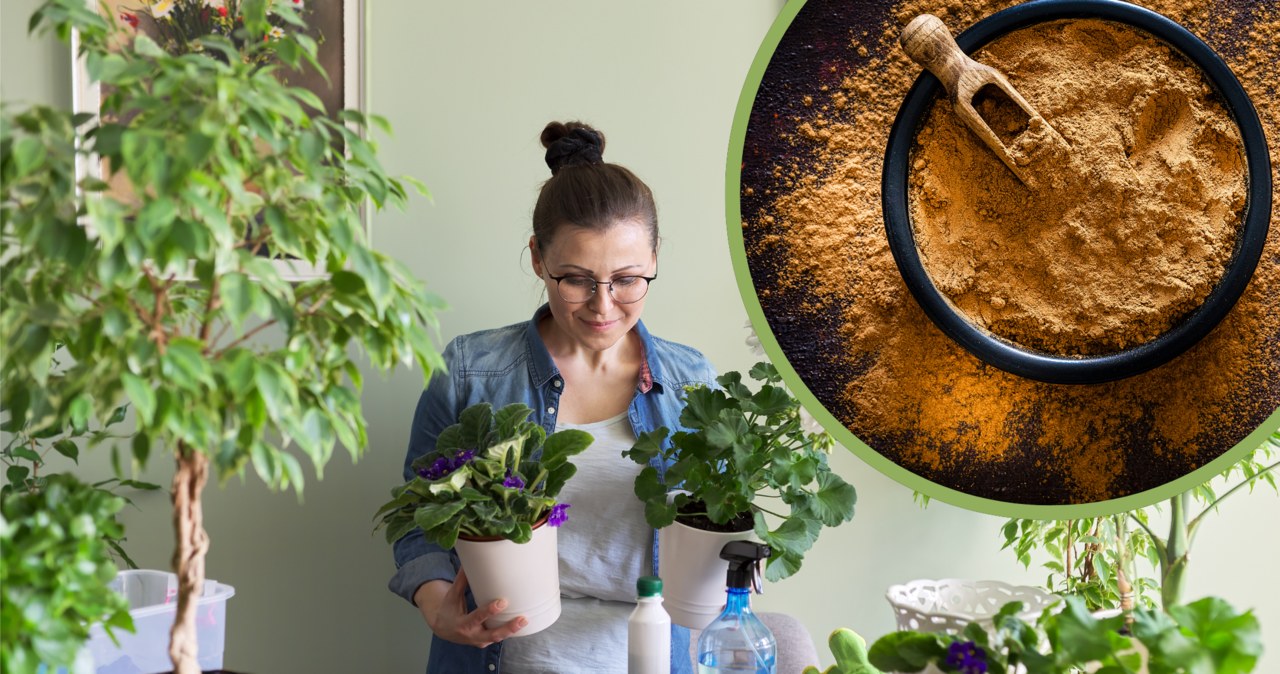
xmin=695 ymin=541 xmax=777 ymax=674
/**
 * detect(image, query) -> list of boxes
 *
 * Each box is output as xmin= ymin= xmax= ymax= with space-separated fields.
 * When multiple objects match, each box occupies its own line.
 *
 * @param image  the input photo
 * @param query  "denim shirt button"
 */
xmin=546 ymin=406 xmax=556 ymax=414
xmin=488 ymin=665 xmax=496 ymax=671
xmin=553 ymin=379 xmax=562 ymax=388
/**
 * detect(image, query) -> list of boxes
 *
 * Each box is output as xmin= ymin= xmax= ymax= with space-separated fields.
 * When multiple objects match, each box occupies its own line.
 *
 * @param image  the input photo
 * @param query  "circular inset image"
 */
xmin=729 ymin=0 xmax=1280 ymax=514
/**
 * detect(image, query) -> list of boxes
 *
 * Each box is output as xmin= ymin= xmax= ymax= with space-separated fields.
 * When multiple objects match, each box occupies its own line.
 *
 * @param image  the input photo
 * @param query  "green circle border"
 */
xmin=724 ymin=0 xmax=1280 ymax=519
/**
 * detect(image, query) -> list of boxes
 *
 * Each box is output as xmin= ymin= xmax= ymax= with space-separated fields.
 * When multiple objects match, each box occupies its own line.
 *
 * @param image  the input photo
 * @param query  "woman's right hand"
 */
xmin=413 ymin=567 xmax=528 ymax=648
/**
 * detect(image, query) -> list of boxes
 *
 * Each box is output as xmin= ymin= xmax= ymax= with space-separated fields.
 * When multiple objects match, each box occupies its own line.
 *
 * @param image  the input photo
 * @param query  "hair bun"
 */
xmin=542 ymin=121 xmax=606 ymax=175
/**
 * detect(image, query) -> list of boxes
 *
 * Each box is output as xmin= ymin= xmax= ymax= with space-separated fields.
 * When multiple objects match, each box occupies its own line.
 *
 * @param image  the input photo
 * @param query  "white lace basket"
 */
xmin=886 ymin=578 xmax=1060 ymax=634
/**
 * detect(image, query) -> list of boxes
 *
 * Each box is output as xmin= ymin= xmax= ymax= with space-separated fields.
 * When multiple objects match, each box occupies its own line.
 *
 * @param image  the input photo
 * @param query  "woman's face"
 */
xmin=530 ymin=219 xmax=657 ymax=353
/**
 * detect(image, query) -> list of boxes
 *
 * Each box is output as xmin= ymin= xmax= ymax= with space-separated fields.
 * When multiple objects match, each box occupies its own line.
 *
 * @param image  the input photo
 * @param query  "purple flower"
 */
xmin=547 ymin=503 xmax=571 ymax=527
xmin=416 ymin=449 xmax=477 ymax=481
xmin=451 ymin=449 xmax=476 ymax=469
xmin=945 ymin=641 xmax=988 ymax=674
xmin=502 ymin=473 xmax=526 ymax=490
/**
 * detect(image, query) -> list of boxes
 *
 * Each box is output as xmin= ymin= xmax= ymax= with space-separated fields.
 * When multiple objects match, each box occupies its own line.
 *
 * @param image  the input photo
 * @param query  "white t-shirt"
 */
xmin=500 ymin=412 xmax=649 ymax=674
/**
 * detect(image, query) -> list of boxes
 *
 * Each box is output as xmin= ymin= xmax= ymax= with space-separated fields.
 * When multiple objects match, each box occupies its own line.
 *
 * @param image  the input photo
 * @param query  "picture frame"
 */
xmin=71 ymin=0 xmax=368 ymax=281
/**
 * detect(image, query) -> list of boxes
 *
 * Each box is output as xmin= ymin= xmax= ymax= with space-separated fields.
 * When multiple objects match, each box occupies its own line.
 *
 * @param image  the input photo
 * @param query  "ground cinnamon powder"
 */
xmin=741 ymin=0 xmax=1279 ymax=504
xmin=910 ymin=19 xmax=1247 ymax=355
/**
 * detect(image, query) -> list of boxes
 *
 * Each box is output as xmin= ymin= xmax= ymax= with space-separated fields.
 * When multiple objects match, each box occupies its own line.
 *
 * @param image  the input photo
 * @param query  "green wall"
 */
xmin=3 ymin=1 xmax=1277 ymax=671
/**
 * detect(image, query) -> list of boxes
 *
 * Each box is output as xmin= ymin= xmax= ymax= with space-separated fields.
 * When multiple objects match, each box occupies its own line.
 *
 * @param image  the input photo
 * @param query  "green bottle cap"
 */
xmin=637 ymin=575 xmax=663 ymax=597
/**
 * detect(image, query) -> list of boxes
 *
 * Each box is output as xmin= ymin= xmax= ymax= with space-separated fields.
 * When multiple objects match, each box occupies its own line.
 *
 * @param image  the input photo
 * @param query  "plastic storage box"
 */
xmin=87 ymin=570 xmax=236 ymax=674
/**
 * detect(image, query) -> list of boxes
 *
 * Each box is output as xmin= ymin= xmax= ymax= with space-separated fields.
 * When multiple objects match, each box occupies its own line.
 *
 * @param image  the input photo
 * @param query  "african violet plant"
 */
xmin=624 ymin=362 xmax=857 ymax=581
xmin=862 ymin=595 xmax=1262 ymax=674
xmin=375 ymin=402 xmax=593 ymax=548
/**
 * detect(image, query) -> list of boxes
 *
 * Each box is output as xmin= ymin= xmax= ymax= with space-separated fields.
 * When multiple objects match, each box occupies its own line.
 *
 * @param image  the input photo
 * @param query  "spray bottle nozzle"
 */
xmin=720 ymin=541 xmax=771 ymax=593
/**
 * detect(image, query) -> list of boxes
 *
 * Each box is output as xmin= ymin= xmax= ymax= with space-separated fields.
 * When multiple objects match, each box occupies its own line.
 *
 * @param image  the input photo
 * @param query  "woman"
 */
xmin=389 ymin=121 xmax=716 ymax=673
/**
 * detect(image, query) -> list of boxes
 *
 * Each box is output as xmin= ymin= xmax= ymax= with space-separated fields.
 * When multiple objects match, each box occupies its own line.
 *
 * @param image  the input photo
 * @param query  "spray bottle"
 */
xmin=695 ymin=541 xmax=777 ymax=673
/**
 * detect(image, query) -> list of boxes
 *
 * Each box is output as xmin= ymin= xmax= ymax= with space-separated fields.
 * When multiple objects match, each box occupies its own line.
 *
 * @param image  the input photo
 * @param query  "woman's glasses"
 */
xmin=547 ymin=273 xmax=657 ymax=304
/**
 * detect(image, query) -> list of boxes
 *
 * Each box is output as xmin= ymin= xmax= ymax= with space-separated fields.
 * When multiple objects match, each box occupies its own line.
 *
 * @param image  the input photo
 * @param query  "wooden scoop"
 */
xmin=900 ymin=14 xmax=1068 ymax=187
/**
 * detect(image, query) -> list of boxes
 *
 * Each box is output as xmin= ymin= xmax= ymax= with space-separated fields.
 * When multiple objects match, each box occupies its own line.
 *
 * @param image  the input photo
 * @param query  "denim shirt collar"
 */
xmin=523 ymin=303 xmax=665 ymax=394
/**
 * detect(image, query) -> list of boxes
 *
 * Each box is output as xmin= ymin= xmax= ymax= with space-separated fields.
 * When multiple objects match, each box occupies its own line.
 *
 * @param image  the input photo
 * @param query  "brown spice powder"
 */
xmin=741 ymin=0 xmax=1280 ymax=504
xmin=910 ymin=19 xmax=1247 ymax=355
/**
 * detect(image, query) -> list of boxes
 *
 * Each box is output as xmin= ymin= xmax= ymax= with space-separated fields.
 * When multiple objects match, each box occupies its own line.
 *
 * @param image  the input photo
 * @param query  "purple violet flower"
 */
xmin=945 ymin=641 xmax=988 ymax=674
xmin=502 ymin=473 xmax=526 ymax=490
xmin=548 ymin=503 xmax=571 ymax=527
xmin=417 ymin=449 xmax=477 ymax=481
xmin=451 ymin=449 xmax=476 ymax=469
xmin=417 ymin=456 xmax=453 ymax=481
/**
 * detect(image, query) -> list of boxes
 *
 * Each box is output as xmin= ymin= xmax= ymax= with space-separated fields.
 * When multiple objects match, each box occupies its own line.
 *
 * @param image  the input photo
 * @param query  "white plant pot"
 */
xmin=454 ymin=521 xmax=561 ymax=636
xmin=658 ymin=520 xmax=756 ymax=629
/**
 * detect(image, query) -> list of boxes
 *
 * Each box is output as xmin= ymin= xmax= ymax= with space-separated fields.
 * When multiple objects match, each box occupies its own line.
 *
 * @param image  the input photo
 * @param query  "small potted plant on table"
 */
xmin=624 ymin=362 xmax=857 ymax=628
xmin=375 ymin=402 xmax=593 ymax=636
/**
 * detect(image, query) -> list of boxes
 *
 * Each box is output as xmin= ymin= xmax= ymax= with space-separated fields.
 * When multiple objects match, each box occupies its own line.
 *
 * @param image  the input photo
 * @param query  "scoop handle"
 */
xmin=899 ymin=14 xmax=972 ymax=98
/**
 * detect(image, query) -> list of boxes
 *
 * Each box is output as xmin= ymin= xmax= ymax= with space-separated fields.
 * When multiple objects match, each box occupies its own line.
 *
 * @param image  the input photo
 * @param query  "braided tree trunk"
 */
xmin=169 ymin=446 xmax=210 ymax=674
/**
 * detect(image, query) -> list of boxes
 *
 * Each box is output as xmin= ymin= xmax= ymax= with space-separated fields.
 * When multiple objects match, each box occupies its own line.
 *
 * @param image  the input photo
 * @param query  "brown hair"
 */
xmin=533 ymin=121 xmax=658 ymax=253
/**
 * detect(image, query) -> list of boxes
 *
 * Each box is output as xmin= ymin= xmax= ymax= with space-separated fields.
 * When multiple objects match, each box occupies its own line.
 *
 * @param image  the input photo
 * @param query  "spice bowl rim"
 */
xmin=881 ymin=0 xmax=1272 ymax=385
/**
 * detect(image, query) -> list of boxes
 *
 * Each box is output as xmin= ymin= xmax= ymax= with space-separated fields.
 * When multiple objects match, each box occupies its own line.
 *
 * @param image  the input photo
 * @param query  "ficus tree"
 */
xmin=1 ymin=1 xmax=443 ymax=672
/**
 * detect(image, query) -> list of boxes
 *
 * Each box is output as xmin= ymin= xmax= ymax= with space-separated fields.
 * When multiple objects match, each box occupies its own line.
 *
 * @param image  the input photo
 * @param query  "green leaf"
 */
xmin=868 ymin=632 xmax=949 ymax=672
xmin=6 ymin=465 xmax=31 ymax=486
xmin=161 ymin=338 xmax=214 ymax=390
xmin=811 ymin=471 xmax=857 ymax=527
xmin=758 ymin=512 xmax=818 ymax=558
xmin=349 ymin=246 xmax=392 ymax=314
xmin=643 ymin=497 xmax=677 ymax=529
xmin=121 ymin=373 xmax=156 ymax=425
xmin=52 ymin=439 xmax=79 ymax=463
xmin=10 ymin=446 xmax=42 ymax=463
xmin=414 ymin=500 xmax=467 ymax=533
xmin=219 ymin=272 xmax=259 ymax=329
xmin=131 ymin=433 xmax=151 ymax=467
xmin=541 ymin=429 xmax=593 ymax=469
xmin=68 ymin=395 xmax=93 ymax=434
xmin=624 ymin=428 xmax=668 ymax=464
xmin=254 ymin=361 xmax=298 ymax=422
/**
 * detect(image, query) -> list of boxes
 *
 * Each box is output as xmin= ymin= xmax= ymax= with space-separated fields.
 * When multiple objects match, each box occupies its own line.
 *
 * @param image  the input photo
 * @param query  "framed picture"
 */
xmin=71 ymin=0 xmax=367 ymax=281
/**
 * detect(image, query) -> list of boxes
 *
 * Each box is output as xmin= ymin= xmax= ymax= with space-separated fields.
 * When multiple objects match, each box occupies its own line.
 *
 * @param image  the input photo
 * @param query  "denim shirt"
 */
xmin=388 ymin=304 xmax=717 ymax=674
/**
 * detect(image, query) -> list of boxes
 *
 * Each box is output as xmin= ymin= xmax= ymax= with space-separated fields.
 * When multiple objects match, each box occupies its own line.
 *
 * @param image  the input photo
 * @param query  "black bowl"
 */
xmin=881 ymin=0 xmax=1271 ymax=385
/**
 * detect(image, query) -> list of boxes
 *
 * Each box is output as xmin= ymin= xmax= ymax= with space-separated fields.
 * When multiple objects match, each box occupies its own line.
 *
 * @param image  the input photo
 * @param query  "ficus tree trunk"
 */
xmin=169 ymin=445 xmax=210 ymax=674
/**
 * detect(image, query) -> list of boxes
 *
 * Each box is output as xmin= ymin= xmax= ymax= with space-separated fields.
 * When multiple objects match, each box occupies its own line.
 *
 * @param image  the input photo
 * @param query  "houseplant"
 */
xmin=374 ymin=401 xmax=592 ymax=635
xmin=1 ymin=352 xmax=160 ymax=672
xmin=1 ymin=474 xmax=130 ymax=674
xmin=861 ymin=594 xmax=1262 ymax=674
xmin=1000 ymin=431 xmax=1280 ymax=612
xmin=624 ymin=362 xmax=857 ymax=625
xmin=2 ymin=1 xmax=444 ymax=671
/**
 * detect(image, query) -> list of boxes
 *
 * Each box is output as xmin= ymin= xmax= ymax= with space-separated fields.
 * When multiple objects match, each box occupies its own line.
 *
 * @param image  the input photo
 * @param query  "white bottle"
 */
xmin=628 ymin=575 xmax=671 ymax=674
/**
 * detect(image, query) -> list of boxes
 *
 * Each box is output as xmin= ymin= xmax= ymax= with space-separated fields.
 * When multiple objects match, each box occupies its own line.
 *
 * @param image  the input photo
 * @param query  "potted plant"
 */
xmin=624 ymin=361 xmax=857 ymax=628
xmin=1 ymin=474 xmax=130 ymax=674
xmin=2 ymin=1 xmax=444 ymax=672
xmin=858 ymin=594 xmax=1262 ymax=674
xmin=1 ymin=349 xmax=161 ymax=673
xmin=374 ymin=402 xmax=592 ymax=636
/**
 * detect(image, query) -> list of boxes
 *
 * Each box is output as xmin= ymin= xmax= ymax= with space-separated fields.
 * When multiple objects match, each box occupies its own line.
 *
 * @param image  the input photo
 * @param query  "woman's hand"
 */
xmin=413 ymin=567 xmax=528 ymax=648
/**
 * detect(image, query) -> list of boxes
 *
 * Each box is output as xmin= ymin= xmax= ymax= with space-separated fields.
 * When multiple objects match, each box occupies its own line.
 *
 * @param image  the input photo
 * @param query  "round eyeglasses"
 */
xmin=547 ymin=273 xmax=657 ymax=305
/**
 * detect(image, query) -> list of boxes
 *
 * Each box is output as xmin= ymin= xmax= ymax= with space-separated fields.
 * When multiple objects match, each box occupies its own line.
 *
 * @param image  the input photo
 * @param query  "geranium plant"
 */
xmin=375 ymin=402 xmax=593 ymax=548
xmin=623 ymin=362 xmax=857 ymax=581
